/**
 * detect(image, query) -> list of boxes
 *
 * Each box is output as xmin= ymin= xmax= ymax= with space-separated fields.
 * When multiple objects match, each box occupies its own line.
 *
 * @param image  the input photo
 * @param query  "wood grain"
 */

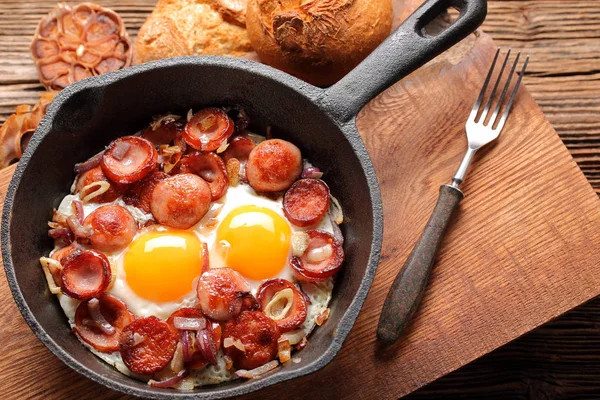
xmin=0 ymin=1 xmax=599 ymax=399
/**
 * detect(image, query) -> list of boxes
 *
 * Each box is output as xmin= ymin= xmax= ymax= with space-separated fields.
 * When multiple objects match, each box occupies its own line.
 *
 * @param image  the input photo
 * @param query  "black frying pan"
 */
xmin=1 ymin=0 xmax=486 ymax=398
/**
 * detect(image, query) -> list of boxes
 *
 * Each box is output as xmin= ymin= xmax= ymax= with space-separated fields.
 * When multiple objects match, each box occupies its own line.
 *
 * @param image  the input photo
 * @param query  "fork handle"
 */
xmin=377 ymin=184 xmax=463 ymax=342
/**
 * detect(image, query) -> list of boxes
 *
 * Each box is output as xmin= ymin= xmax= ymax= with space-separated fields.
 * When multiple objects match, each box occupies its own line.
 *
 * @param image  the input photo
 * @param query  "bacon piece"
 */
xmin=257 ymin=279 xmax=308 ymax=333
xmin=283 ymin=179 xmax=330 ymax=227
xmin=75 ymin=166 xmax=127 ymax=203
xmin=291 ymin=230 xmax=344 ymax=281
xmin=123 ymin=170 xmax=168 ymax=213
xmin=84 ymin=205 xmax=137 ymax=252
xmin=60 ymin=250 xmax=111 ymax=300
xmin=246 ymin=139 xmax=302 ymax=192
xmin=74 ymin=294 xmax=134 ymax=352
xmin=183 ymin=108 xmax=234 ymax=152
xmin=150 ymin=174 xmax=211 ymax=229
xmin=101 ymin=136 xmax=158 ymax=184
xmin=196 ymin=268 xmax=255 ymax=321
xmin=119 ymin=316 xmax=178 ymax=375
xmin=173 ymin=152 xmax=229 ymax=200
xmin=222 ymin=310 xmax=280 ymax=370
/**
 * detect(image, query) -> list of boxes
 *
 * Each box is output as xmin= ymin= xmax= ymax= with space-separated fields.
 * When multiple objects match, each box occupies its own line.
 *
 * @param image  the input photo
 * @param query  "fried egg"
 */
xmin=52 ymin=175 xmax=336 ymax=387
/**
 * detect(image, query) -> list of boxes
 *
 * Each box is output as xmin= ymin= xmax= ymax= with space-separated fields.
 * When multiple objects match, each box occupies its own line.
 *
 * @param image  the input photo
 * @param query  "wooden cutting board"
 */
xmin=2 ymin=2 xmax=600 ymax=400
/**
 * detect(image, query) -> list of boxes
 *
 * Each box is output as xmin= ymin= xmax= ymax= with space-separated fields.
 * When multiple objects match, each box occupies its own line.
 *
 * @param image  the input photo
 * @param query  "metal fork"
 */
xmin=377 ymin=49 xmax=529 ymax=343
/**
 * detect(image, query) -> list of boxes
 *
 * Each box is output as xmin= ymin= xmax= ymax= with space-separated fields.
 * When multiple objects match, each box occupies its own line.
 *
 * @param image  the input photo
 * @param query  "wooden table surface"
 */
xmin=0 ymin=0 xmax=599 ymax=399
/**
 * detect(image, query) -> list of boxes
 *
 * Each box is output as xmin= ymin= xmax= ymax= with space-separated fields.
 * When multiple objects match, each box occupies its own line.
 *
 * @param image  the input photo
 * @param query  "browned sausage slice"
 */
xmin=291 ymin=230 xmax=344 ymax=281
xmin=150 ymin=173 xmax=211 ymax=229
xmin=119 ymin=316 xmax=178 ymax=375
xmin=84 ymin=205 xmax=137 ymax=252
xmin=222 ymin=310 xmax=280 ymax=370
xmin=196 ymin=268 xmax=254 ymax=321
xmin=75 ymin=166 xmax=128 ymax=203
xmin=74 ymin=294 xmax=135 ymax=352
xmin=141 ymin=115 xmax=183 ymax=146
xmin=246 ymin=139 xmax=302 ymax=192
xmin=283 ymin=179 xmax=330 ymax=227
xmin=257 ymin=279 xmax=308 ymax=332
xmin=101 ymin=136 xmax=158 ymax=184
xmin=123 ymin=170 xmax=169 ymax=213
xmin=173 ymin=152 xmax=229 ymax=200
xmin=183 ymin=108 xmax=234 ymax=151
xmin=60 ymin=250 xmax=111 ymax=300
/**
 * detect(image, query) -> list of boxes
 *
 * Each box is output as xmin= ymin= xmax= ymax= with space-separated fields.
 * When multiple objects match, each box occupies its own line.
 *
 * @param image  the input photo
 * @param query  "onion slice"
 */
xmin=235 ymin=360 xmax=279 ymax=379
xmin=223 ymin=337 xmax=245 ymax=352
xmin=196 ymin=328 xmax=218 ymax=365
xmin=74 ymin=152 xmax=103 ymax=174
xmin=111 ymin=141 xmax=131 ymax=161
xmin=48 ymin=227 xmax=74 ymax=243
xmin=173 ymin=317 xmax=206 ymax=331
xmin=180 ymin=330 xmax=193 ymax=363
xmin=148 ymin=369 xmax=189 ymax=388
xmin=66 ymin=215 xmax=93 ymax=238
xmin=87 ymin=298 xmax=116 ymax=335
xmin=72 ymin=200 xmax=84 ymax=224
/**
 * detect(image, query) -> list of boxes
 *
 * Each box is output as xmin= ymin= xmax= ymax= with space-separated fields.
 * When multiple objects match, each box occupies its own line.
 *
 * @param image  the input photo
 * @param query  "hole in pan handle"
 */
xmin=318 ymin=0 xmax=487 ymax=124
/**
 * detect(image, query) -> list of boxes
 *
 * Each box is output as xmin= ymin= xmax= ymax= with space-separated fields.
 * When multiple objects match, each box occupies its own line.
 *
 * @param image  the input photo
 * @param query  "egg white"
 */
xmin=51 ymin=177 xmax=337 ymax=387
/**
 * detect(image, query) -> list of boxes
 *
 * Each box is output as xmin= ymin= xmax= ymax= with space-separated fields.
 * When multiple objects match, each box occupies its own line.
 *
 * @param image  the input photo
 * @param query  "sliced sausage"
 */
xmin=222 ymin=310 xmax=280 ymax=370
xmin=74 ymin=295 xmax=135 ymax=352
xmin=60 ymin=250 xmax=111 ymax=300
xmin=257 ymin=279 xmax=308 ymax=333
xmin=119 ymin=316 xmax=178 ymax=375
xmin=123 ymin=170 xmax=168 ymax=213
xmin=173 ymin=152 xmax=229 ymax=200
xmin=196 ymin=268 xmax=255 ymax=321
xmin=75 ymin=166 xmax=127 ymax=203
xmin=221 ymin=135 xmax=255 ymax=164
xmin=291 ymin=230 xmax=344 ymax=281
xmin=150 ymin=173 xmax=211 ymax=229
xmin=283 ymin=179 xmax=330 ymax=227
xmin=246 ymin=139 xmax=302 ymax=192
xmin=101 ymin=136 xmax=158 ymax=184
xmin=141 ymin=116 xmax=184 ymax=146
xmin=183 ymin=108 xmax=234 ymax=151
xmin=84 ymin=205 xmax=137 ymax=252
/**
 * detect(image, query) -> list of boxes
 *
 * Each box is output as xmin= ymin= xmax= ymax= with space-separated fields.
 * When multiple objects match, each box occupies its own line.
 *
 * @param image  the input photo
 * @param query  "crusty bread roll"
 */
xmin=246 ymin=0 xmax=393 ymax=86
xmin=133 ymin=0 xmax=253 ymax=64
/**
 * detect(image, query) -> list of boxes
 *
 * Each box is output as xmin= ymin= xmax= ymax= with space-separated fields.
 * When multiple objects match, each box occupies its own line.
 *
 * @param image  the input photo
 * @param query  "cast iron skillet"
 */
xmin=1 ymin=0 xmax=486 ymax=398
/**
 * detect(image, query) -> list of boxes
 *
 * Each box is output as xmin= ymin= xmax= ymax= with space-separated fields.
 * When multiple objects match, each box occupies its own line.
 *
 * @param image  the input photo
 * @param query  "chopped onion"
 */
xmin=74 ymin=152 xmax=103 ymax=174
xmin=281 ymin=329 xmax=305 ymax=345
xmin=196 ymin=329 xmax=218 ymax=365
xmin=315 ymin=308 xmax=330 ymax=326
xmin=301 ymin=162 xmax=324 ymax=179
xmin=277 ymin=337 xmax=291 ymax=363
xmin=216 ymin=141 xmax=229 ymax=154
xmin=180 ymin=330 xmax=193 ymax=362
xmin=111 ymin=141 xmax=131 ymax=161
xmin=80 ymin=181 xmax=110 ymax=204
xmin=88 ymin=298 xmax=116 ymax=335
xmin=296 ymin=336 xmax=308 ymax=350
xmin=291 ymin=231 xmax=310 ymax=257
xmin=235 ymin=360 xmax=279 ymax=379
xmin=223 ymin=337 xmax=245 ymax=352
xmin=229 ymin=291 xmax=259 ymax=316
xmin=292 ymin=357 xmax=301 ymax=364
xmin=67 ymin=215 xmax=93 ymax=238
xmin=48 ymin=227 xmax=73 ymax=243
xmin=150 ymin=114 xmax=181 ymax=131
xmin=148 ymin=369 xmax=189 ymax=389
xmin=39 ymin=257 xmax=62 ymax=294
xmin=187 ymin=109 xmax=193 ymax=122
xmin=171 ymin=342 xmax=185 ymax=373
xmin=71 ymin=200 xmax=84 ymax=224
xmin=306 ymin=244 xmax=333 ymax=263
xmin=223 ymin=355 xmax=233 ymax=370
xmin=329 ymin=212 xmax=344 ymax=245
xmin=263 ymin=288 xmax=294 ymax=321
xmin=52 ymin=209 xmax=69 ymax=225
xmin=132 ymin=332 xmax=146 ymax=347
xmin=173 ymin=317 xmax=206 ymax=331
xmin=329 ymin=195 xmax=344 ymax=225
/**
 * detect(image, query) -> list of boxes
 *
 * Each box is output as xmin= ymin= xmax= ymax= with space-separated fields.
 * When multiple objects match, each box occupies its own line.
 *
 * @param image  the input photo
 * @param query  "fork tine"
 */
xmin=489 ymin=52 xmax=521 ymax=128
xmin=469 ymin=48 xmax=500 ymax=121
xmin=479 ymin=49 xmax=511 ymax=123
xmin=494 ymin=55 xmax=529 ymax=132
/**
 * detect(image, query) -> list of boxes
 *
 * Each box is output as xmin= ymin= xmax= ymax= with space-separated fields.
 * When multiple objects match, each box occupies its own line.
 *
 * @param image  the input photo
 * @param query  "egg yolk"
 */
xmin=216 ymin=205 xmax=291 ymax=280
xmin=123 ymin=230 xmax=203 ymax=303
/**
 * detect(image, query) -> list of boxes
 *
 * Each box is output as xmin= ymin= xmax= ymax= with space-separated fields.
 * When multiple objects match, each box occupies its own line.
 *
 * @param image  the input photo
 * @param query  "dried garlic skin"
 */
xmin=31 ymin=2 xmax=132 ymax=91
xmin=0 ymin=92 xmax=56 ymax=168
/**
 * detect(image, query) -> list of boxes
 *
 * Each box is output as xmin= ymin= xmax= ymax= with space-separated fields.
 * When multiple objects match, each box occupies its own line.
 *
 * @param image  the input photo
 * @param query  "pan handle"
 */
xmin=319 ymin=0 xmax=487 ymax=123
